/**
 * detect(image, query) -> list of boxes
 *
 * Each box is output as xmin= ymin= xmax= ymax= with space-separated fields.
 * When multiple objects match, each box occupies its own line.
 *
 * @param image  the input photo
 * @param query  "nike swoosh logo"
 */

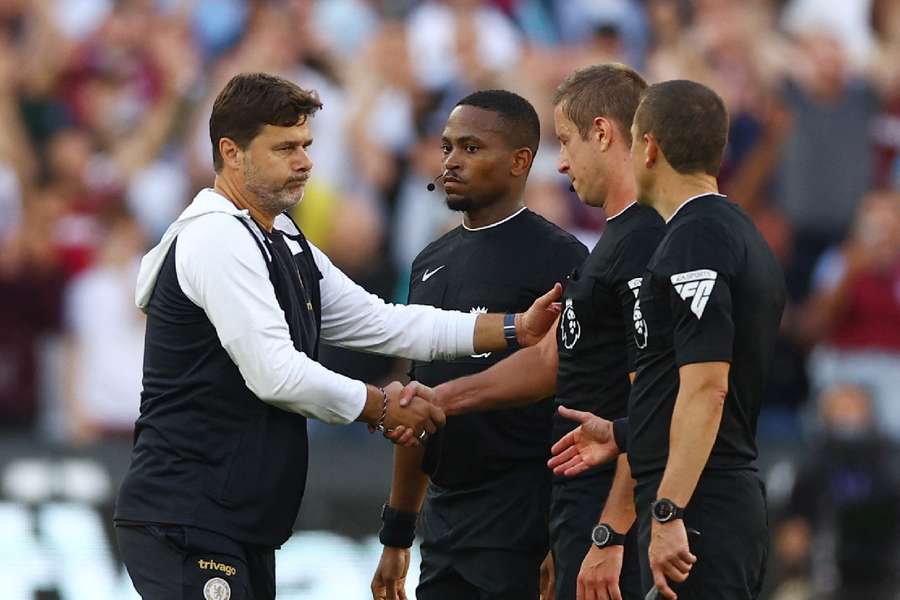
xmin=422 ymin=266 xmax=446 ymax=281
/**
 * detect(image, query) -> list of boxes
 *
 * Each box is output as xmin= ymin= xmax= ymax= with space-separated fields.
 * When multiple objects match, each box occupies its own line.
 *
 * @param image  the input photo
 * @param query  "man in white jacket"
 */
xmin=114 ymin=72 xmax=560 ymax=600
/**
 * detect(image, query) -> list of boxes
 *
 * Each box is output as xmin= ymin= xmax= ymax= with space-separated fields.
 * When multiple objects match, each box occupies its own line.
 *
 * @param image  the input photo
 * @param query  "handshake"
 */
xmin=364 ymin=381 xmax=443 ymax=448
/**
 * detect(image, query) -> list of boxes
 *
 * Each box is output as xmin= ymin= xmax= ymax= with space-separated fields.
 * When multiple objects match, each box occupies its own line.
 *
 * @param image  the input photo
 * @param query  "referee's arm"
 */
xmin=656 ymin=226 xmax=736 ymax=507
xmin=654 ymin=362 xmax=729 ymax=508
xmin=431 ymin=318 xmax=560 ymax=416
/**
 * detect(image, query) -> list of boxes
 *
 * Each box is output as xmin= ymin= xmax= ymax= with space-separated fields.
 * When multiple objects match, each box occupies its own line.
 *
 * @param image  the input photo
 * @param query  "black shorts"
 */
xmin=634 ymin=470 xmax=768 ymax=600
xmin=116 ymin=523 xmax=275 ymax=600
xmin=417 ymin=463 xmax=550 ymax=599
xmin=550 ymin=472 xmax=643 ymax=600
xmin=417 ymin=547 xmax=543 ymax=600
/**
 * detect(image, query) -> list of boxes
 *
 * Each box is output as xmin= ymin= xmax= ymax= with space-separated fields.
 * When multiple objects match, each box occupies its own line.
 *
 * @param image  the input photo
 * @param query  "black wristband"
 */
xmin=612 ymin=417 xmax=629 ymax=453
xmin=379 ymin=504 xmax=417 ymax=548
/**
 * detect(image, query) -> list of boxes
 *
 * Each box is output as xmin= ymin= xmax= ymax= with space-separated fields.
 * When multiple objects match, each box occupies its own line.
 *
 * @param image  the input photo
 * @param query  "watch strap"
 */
xmin=503 ymin=313 xmax=520 ymax=350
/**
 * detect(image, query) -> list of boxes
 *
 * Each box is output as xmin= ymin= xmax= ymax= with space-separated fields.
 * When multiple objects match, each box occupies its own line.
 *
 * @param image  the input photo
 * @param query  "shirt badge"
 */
xmin=671 ymin=269 xmax=718 ymax=318
xmin=629 ymin=278 xmax=648 ymax=349
xmin=560 ymin=298 xmax=581 ymax=350
xmin=203 ymin=577 xmax=231 ymax=600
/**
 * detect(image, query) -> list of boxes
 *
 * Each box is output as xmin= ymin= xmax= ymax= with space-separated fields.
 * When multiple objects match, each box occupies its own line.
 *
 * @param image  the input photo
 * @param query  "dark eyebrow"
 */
xmin=441 ymin=135 xmax=486 ymax=145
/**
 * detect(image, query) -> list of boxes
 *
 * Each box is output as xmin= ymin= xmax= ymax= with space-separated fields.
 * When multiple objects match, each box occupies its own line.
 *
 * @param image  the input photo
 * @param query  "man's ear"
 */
xmin=510 ymin=147 xmax=533 ymax=177
xmin=219 ymin=137 xmax=242 ymax=170
xmin=592 ymin=116 xmax=614 ymax=151
xmin=643 ymin=133 xmax=659 ymax=169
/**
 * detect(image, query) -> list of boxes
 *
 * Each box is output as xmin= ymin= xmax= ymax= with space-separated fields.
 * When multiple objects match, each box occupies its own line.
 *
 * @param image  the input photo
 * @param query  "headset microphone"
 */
xmin=569 ymin=184 xmax=575 ymax=192
xmin=426 ymin=175 xmax=443 ymax=192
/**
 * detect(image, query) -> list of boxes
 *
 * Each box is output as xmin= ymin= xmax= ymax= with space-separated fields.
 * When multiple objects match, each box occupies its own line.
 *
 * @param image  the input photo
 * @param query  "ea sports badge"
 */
xmin=204 ymin=577 xmax=231 ymax=600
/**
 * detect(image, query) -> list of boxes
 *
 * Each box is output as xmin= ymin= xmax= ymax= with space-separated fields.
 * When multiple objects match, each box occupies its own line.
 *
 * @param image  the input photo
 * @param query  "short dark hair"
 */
xmin=455 ymin=90 xmax=540 ymax=155
xmin=552 ymin=63 xmax=647 ymax=146
xmin=634 ymin=80 xmax=729 ymax=176
xmin=210 ymin=73 xmax=322 ymax=171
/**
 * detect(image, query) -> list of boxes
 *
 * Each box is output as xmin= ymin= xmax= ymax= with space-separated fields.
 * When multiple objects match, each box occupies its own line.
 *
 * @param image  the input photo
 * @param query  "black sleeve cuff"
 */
xmin=612 ymin=417 xmax=629 ymax=454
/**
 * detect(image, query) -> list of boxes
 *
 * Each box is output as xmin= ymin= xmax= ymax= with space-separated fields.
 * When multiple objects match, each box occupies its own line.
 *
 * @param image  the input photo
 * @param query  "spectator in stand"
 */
xmin=0 ymin=189 xmax=66 ymax=428
xmin=774 ymin=30 xmax=879 ymax=300
xmin=800 ymin=191 xmax=900 ymax=439
xmin=774 ymin=383 xmax=900 ymax=600
xmin=63 ymin=207 xmax=145 ymax=445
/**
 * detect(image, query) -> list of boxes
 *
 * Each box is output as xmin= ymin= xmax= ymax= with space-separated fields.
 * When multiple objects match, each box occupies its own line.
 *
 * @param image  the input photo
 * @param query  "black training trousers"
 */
xmin=116 ymin=523 xmax=275 ymax=600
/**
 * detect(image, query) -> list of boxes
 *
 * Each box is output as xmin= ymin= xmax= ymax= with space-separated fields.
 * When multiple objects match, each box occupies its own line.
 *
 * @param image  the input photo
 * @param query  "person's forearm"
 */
xmin=656 ymin=364 xmax=728 ymax=507
xmin=356 ymin=384 xmax=388 ymax=425
xmin=472 ymin=313 xmax=518 ymax=353
xmin=435 ymin=330 xmax=557 ymax=416
xmin=599 ymin=454 xmax=637 ymax=533
xmin=388 ymin=445 xmax=429 ymax=513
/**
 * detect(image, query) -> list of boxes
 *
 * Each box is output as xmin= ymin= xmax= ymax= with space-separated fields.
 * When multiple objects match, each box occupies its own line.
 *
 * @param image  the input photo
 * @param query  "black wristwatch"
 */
xmin=591 ymin=523 xmax=626 ymax=548
xmin=651 ymin=498 xmax=685 ymax=524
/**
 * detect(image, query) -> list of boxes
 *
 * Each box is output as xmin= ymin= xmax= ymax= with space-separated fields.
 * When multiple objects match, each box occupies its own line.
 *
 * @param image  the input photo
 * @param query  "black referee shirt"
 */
xmin=628 ymin=194 xmax=786 ymax=480
xmin=409 ymin=208 xmax=587 ymax=488
xmin=554 ymin=203 xmax=664 ymax=475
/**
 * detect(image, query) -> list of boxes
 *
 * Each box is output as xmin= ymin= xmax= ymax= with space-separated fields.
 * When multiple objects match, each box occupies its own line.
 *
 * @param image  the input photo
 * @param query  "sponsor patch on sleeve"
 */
xmin=670 ymin=269 xmax=718 ymax=318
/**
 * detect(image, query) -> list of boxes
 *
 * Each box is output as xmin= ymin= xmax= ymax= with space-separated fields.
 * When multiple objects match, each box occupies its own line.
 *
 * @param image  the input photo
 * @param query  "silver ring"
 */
xmin=418 ymin=430 xmax=428 ymax=441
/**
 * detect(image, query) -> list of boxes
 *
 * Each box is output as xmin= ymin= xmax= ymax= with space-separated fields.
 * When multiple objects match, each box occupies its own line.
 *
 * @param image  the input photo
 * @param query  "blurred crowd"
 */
xmin=0 ymin=0 xmax=899 ymax=597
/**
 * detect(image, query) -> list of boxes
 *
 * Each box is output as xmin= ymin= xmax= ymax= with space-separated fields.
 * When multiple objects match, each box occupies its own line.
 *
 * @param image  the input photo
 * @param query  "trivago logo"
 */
xmin=198 ymin=559 xmax=237 ymax=577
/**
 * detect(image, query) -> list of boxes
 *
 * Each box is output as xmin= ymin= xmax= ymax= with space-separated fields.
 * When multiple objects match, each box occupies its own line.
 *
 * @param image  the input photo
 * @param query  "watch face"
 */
xmin=653 ymin=500 xmax=674 ymax=522
xmin=592 ymin=525 xmax=611 ymax=546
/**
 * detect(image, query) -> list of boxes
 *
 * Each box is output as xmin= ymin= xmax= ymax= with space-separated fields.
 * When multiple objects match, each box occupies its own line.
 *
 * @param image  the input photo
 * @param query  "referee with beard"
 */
xmin=550 ymin=80 xmax=786 ymax=600
xmin=399 ymin=65 xmax=665 ymax=600
xmin=370 ymin=90 xmax=587 ymax=600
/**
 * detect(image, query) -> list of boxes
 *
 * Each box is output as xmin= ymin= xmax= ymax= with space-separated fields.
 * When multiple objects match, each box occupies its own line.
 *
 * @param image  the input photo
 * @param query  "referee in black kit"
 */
xmin=397 ymin=64 xmax=666 ymax=600
xmin=113 ymin=73 xmax=564 ymax=600
xmin=550 ymin=80 xmax=786 ymax=600
xmin=370 ymin=90 xmax=587 ymax=600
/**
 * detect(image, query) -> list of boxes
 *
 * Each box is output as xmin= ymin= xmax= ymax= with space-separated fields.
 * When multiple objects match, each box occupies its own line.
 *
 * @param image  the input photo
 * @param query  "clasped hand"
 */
xmin=377 ymin=381 xmax=445 ymax=448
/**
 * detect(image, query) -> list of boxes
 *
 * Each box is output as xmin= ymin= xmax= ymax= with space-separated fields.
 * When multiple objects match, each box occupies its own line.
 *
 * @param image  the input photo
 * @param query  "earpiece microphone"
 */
xmin=426 ymin=174 xmax=443 ymax=192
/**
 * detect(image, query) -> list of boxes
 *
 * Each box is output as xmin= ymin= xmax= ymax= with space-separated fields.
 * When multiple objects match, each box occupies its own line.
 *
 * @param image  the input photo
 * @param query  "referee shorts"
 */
xmin=550 ymin=472 xmax=643 ymax=600
xmin=416 ymin=464 xmax=550 ymax=600
xmin=417 ymin=547 xmax=543 ymax=600
xmin=116 ymin=523 xmax=274 ymax=600
xmin=634 ymin=470 xmax=768 ymax=600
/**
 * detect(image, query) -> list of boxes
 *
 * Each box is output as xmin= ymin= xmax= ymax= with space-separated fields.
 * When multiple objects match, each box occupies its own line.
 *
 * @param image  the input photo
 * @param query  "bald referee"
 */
xmin=550 ymin=80 xmax=786 ymax=600
xmin=113 ymin=73 xmax=563 ymax=600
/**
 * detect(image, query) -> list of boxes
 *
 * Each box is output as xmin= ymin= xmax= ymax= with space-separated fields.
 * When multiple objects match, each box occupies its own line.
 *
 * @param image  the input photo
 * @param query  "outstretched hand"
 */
xmin=547 ymin=406 xmax=620 ymax=476
xmin=518 ymin=283 xmax=563 ymax=346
